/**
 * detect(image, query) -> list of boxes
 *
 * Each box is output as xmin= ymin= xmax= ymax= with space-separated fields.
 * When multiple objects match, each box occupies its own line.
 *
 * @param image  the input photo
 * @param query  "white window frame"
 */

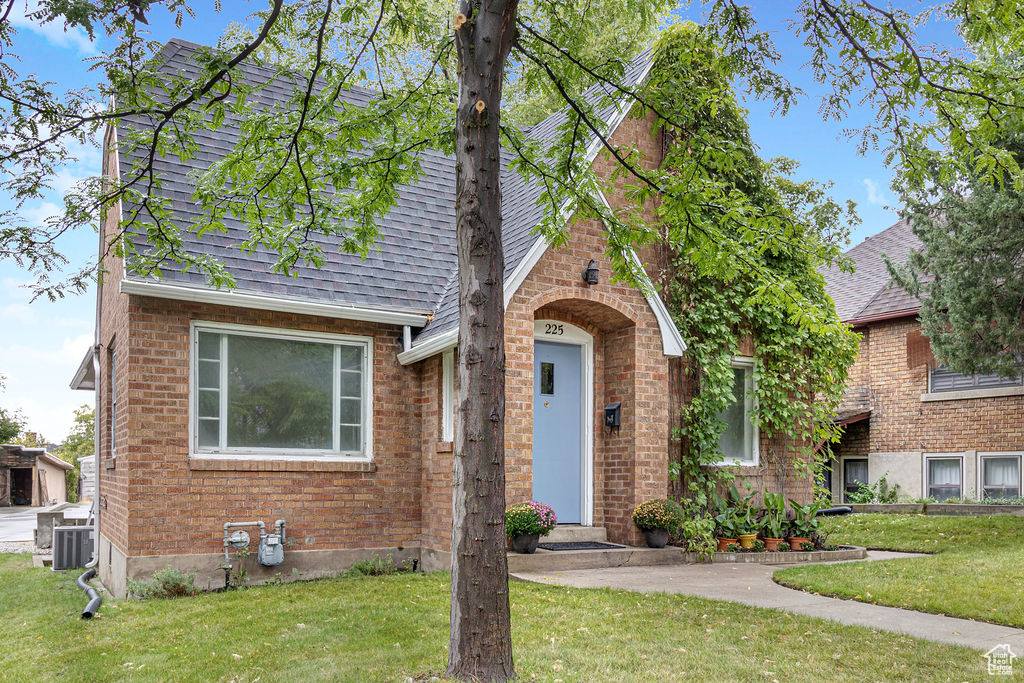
xmin=441 ymin=348 xmax=455 ymax=442
xmin=710 ymin=355 xmax=759 ymax=467
xmin=924 ymin=454 xmax=964 ymax=501
xmin=978 ymin=452 xmax=1023 ymax=501
xmin=189 ymin=321 xmax=374 ymax=462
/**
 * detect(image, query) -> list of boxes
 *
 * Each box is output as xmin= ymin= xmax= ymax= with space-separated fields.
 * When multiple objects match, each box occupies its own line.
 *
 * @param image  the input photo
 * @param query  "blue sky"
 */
xmin=0 ymin=1 xmax=962 ymax=440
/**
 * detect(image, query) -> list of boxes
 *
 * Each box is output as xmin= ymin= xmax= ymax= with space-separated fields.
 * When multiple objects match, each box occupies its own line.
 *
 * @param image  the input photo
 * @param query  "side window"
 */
xmin=927 ymin=457 xmax=962 ymax=501
xmin=929 ymin=366 xmax=1022 ymax=393
xmin=843 ymin=459 xmax=868 ymax=502
xmin=109 ymin=345 xmax=117 ymax=460
xmin=715 ymin=357 xmax=757 ymax=466
xmin=441 ymin=348 xmax=455 ymax=442
xmin=981 ymin=455 xmax=1021 ymax=500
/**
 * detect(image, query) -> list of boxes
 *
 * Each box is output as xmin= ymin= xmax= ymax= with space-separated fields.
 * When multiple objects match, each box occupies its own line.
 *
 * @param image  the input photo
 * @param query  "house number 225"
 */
xmin=544 ymin=323 xmax=564 ymax=336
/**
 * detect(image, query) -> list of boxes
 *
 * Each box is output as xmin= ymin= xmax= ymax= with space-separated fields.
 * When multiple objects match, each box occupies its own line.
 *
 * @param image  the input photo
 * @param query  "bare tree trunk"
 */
xmin=448 ymin=1 xmax=518 ymax=680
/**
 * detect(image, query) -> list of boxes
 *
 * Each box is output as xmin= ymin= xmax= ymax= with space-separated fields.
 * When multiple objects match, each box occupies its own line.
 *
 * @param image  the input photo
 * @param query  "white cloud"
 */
xmin=21 ymin=201 xmax=61 ymax=229
xmin=8 ymin=0 xmax=98 ymax=55
xmin=0 ymin=331 xmax=94 ymax=442
xmin=862 ymin=178 xmax=890 ymax=206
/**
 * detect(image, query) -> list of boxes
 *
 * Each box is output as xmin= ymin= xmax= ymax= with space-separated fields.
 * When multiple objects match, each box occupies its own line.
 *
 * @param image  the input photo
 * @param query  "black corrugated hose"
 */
xmin=77 ymin=567 xmax=102 ymax=619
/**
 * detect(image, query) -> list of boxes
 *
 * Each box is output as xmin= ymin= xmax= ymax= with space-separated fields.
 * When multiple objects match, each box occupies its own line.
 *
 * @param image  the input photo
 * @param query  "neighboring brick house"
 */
xmin=71 ymin=40 xmax=808 ymax=596
xmin=821 ymin=220 xmax=1024 ymax=503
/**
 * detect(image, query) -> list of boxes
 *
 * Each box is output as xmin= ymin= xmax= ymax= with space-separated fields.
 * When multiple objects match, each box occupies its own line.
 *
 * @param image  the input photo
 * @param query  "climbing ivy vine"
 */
xmin=636 ymin=25 xmax=860 ymax=505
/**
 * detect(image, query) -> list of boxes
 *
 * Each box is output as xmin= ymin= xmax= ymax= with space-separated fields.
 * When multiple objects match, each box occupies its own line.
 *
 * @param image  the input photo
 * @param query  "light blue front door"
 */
xmin=533 ymin=340 xmax=583 ymax=524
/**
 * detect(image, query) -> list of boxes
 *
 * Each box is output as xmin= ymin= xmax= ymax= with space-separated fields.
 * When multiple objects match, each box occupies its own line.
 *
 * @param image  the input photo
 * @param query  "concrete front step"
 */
xmin=507 ymin=545 xmax=683 ymax=573
xmin=544 ymin=525 xmax=608 ymax=544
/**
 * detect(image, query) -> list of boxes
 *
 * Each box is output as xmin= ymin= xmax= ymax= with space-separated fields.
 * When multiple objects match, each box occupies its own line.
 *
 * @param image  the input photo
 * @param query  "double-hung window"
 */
xmin=193 ymin=324 xmax=372 ymax=458
xmin=926 ymin=457 xmax=962 ymax=501
xmin=714 ymin=356 xmax=758 ymax=466
xmin=981 ymin=454 xmax=1021 ymax=500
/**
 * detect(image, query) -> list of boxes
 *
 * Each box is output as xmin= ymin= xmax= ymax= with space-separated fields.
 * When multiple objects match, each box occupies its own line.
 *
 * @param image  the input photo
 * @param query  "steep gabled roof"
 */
xmin=820 ymin=218 xmax=922 ymax=323
xmin=116 ymin=40 xmax=655 ymax=344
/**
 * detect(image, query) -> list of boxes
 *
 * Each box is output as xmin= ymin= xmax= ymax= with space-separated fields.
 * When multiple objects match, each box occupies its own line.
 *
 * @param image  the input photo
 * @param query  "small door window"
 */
xmin=540 ymin=362 xmax=554 ymax=395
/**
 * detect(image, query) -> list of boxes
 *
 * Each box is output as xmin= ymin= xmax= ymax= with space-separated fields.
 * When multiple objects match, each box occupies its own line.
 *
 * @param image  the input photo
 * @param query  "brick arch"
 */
xmin=527 ymin=286 xmax=640 ymax=332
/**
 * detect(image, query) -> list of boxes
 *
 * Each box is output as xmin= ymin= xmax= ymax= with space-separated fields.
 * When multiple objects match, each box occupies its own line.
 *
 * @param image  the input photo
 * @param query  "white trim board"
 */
xmin=121 ymin=279 xmax=431 ymax=326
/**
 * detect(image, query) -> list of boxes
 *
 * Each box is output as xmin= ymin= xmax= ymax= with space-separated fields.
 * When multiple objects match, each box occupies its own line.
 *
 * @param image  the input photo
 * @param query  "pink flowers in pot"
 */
xmin=505 ymin=501 xmax=558 ymax=538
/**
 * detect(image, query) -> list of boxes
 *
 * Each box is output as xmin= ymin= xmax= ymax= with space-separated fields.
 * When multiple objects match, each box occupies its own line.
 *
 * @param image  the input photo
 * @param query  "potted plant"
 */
xmin=734 ymin=507 xmax=761 ymax=549
xmin=787 ymin=500 xmax=822 ymax=550
xmin=711 ymin=494 xmax=739 ymax=551
xmin=505 ymin=501 xmax=557 ymax=554
xmin=760 ymin=492 xmax=787 ymax=551
xmin=632 ymin=499 xmax=684 ymax=548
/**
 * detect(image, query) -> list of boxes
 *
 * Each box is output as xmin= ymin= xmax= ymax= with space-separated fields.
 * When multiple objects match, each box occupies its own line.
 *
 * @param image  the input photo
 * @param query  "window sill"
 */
xmin=190 ymin=456 xmax=376 ymax=472
xmin=436 ymin=441 xmax=453 ymax=453
xmin=921 ymin=386 xmax=1024 ymax=402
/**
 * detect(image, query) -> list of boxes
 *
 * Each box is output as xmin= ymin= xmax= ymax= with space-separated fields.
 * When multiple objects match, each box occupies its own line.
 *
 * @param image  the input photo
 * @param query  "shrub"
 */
xmin=632 ymin=499 xmax=684 ymax=534
xmin=799 ymin=541 xmax=815 ymax=551
xmin=750 ymin=539 xmax=765 ymax=552
xmin=776 ymin=542 xmax=791 ymax=552
xmin=342 ymin=553 xmax=413 ymax=577
xmin=128 ymin=568 xmax=197 ymax=599
xmin=726 ymin=543 xmax=741 ymax=552
xmin=677 ymin=500 xmax=716 ymax=560
xmin=505 ymin=501 xmax=557 ymax=538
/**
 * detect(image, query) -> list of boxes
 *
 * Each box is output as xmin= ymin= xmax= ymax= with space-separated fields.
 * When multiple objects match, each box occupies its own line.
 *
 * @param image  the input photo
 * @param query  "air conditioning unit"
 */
xmin=52 ymin=525 xmax=93 ymax=571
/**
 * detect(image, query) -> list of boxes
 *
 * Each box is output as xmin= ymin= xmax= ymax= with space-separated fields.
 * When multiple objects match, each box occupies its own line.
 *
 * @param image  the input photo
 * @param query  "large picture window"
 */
xmin=926 ymin=457 xmax=962 ymax=501
xmin=981 ymin=455 xmax=1021 ymax=500
xmin=715 ymin=357 xmax=758 ymax=466
xmin=193 ymin=324 xmax=371 ymax=457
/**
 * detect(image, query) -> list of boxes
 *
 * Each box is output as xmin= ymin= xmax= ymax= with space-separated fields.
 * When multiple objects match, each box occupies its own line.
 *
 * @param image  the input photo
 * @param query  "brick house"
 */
xmin=821 ymin=219 xmax=1024 ymax=503
xmin=71 ymin=40 xmax=810 ymax=596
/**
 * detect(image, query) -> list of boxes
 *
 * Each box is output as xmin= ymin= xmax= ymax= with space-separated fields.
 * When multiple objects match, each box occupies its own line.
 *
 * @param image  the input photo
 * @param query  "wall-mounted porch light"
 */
xmin=581 ymin=259 xmax=599 ymax=285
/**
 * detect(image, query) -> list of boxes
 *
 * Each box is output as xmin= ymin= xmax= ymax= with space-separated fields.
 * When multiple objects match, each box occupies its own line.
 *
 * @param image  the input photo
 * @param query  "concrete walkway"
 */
xmin=513 ymin=551 xmax=1024 ymax=652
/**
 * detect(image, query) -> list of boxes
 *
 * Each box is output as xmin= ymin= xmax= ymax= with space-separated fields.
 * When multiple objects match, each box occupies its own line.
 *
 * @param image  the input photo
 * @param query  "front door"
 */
xmin=533 ymin=340 xmax=583 ymax=524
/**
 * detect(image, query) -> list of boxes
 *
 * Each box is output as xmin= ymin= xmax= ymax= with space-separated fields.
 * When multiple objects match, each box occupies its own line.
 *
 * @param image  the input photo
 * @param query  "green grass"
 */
xmin=0 ymin=553 xmax=993 ymax=682
xmin=777 ymin=514 xmax=1024 ymax=627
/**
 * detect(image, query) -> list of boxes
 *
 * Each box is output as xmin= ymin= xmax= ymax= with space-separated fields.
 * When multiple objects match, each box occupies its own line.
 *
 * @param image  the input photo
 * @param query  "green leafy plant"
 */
xmin=799 ymin=541 xmax=815 ymax=551
xmin=342 ymin=553 xmax=414 ymax=577
xmin=789 ymin=500 xmax=823 ymax=537
xmin=677 ymin=500 xmax=717 ymax=560
xmin=632 ymin=499 xmax=685 ymax=534
xmin=128 ymin=567 xmax=197 ymax=599
xmin=726 ymin=543 xmax=742 ymax=553
xmin=761 ymin=491 xmax=787 ymax=538
xmin=505 ymin=501 xmax=557 ymax=538
xmin=847 ymin=472 xmax=902 ymax=504
xmin=750 ymin=539 xmax=766 ymax=552
xmin=776 ymin=542 xmax=791 ymax=552
xmin=733 ymin=506 xmax=762 ymax=536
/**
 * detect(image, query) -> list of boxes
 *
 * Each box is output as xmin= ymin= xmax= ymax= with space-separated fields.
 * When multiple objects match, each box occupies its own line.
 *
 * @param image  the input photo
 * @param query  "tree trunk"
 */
xmin=448 ymin=1 xmax=518 ymax=680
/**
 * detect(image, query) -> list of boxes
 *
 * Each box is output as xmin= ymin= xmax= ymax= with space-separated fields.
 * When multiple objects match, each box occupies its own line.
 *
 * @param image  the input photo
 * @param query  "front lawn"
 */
xmin=777 ymin=514 xmax=1024 ymax=627
xmin=0 ymin=553 xmax=988 ymax=681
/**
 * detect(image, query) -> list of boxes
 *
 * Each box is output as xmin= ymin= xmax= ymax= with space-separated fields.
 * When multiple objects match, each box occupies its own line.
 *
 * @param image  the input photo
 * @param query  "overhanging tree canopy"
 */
xmin=4 ymin=1 xmax=1024 ymax=680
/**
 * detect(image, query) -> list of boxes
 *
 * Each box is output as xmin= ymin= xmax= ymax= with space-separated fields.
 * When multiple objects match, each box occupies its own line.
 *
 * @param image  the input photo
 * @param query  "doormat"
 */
xmin=537 ymin=541 xmax=624 ymax=551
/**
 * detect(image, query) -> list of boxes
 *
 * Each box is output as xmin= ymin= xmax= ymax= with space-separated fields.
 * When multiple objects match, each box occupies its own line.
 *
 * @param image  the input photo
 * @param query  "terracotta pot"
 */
xmin=644 ymin=528 xmax=670 ymax=548
xmin=511 ymin=533 xmax=540 ymax=554
xmin=763 ymin=537 xmax=784 ymax=552
xmin=788 ymin=537 xmax=810 ymax=551
xmin=717 ymin=537 xmax=738 ymax=552
xmin=738 ymin=533 xmax=757 ymax=549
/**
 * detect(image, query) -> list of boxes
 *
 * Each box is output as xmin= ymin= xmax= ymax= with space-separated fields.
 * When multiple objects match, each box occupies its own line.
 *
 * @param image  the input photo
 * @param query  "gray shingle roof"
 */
xmin=820 ymin=218 xmax=922 ymax=322
xmin=119 ymin=39 xmax=653 ymax=340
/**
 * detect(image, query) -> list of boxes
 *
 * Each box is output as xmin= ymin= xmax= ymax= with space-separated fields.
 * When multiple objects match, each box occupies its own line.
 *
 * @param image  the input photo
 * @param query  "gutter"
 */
xmin=845 ymin=307 xmax=920 ymax=328
xmin=120 ymin=280 xmax=432 ymax=327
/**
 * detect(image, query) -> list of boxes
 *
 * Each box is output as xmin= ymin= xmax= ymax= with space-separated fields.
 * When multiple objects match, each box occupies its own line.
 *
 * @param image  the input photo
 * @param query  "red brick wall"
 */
xmin=864 ymin=319 xmax=1024 ymax=453
xmin=116 ymin=297 xmax=423 ymax=557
